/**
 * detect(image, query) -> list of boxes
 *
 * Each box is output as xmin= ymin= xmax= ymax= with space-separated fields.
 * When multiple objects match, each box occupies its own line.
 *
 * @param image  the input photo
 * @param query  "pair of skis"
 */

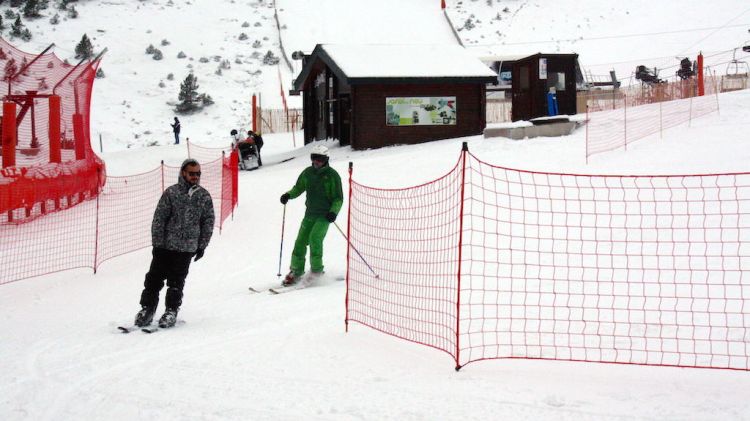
xmin=248 ymin=283 xmax=307 ymax=295
xmin=117 ymin=320 xmax=184 ymax=334
xmin=249 ymin=275 xmax=345 ymax=295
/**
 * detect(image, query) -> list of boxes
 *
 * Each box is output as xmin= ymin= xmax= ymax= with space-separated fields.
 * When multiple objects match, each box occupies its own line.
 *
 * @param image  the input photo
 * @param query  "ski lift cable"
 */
xmin=464 ymin=23 xmax=750 ymax=48
xmin=657 ymin=52 xmax=750 ymax=72
xmin=654 ymin=7 xmax=750 ymax=69
xmin=584 ymin=47 xmax=738 ymax=68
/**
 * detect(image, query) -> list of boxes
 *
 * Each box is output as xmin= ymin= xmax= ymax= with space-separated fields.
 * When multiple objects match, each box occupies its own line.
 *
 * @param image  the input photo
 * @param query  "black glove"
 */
xmin=326 ymin=212 xmax=337 ymax=223
xmin=280 ymin=193 xmax=290 ymax=204
xmin=194 ymin=248 xmax=205 ymax=262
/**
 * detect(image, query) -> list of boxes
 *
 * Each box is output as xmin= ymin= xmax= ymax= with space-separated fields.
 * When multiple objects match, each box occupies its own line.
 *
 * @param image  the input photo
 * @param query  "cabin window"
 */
xmin=519 ymin=66 xmax=530 ymax=91
xmin=548 ymin=72 xmax=566 ymax=91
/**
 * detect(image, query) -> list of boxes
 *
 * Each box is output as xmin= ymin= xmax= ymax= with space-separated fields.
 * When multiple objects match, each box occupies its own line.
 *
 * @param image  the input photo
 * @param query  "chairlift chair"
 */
xmin=726 ymin=48 xmax=749 ymax=78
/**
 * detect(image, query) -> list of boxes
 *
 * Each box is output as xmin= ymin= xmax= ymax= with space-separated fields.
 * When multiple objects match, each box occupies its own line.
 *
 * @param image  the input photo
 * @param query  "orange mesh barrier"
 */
xmin=585 ymin=77 xmax=720 ymax=160
xmin=346 ymin=146 xmax=750 ymax=371
xmin=1 ymin=155 xmax=237 ymax=284
xmin=0 ymin=37 xmax=104 ymax=220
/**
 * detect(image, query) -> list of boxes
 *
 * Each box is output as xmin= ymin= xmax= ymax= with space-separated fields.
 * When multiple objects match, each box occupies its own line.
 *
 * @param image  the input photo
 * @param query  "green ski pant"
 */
xmin=290 ymin=216 xmax=330 ymax=275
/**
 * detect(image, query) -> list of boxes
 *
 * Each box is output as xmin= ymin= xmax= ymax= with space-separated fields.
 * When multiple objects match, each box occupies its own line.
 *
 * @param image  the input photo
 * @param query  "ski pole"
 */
xmin=276 ymin=204 xmax=286 ymax=278
xmin=332 ymin=221 xmax=379 ymax=279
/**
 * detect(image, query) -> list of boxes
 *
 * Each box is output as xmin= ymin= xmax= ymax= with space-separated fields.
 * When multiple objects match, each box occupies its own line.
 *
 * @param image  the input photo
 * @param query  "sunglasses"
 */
xmin=187 ymin=171 xmax=202 ymax=177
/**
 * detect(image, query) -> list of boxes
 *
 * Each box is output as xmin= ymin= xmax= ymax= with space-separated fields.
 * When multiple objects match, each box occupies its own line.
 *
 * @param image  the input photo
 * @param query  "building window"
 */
xmin=548 ymin=72 xmax=566 ymax=91
xmin=519 ymin=66 xmax=530 ymax=91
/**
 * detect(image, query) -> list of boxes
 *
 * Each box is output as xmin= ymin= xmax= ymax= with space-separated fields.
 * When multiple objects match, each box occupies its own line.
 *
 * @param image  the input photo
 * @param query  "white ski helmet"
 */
xmin=311 ymin=144 xmax=329 ymax=157
xmin=310 ymin=144 xmax=329 ymax=163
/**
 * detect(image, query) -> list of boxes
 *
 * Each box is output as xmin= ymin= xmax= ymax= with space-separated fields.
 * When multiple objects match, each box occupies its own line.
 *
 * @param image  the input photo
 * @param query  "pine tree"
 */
xmin=23 ymin=0 xmax=43 ymax=19
xmin=4 ymin=58 xmax=17 ymax=81
xmin=10 ymin=16 xmax=24 ymax=38
xmin=74 ymin=33 xmax=93 ymax=59
xmin=176 ymin=73 xmax=199 ymax=113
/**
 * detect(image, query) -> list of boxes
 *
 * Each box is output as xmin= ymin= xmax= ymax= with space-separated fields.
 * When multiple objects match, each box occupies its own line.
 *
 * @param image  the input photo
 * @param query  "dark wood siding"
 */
xmin=351 ymin=83 xmax=486 ymax=150
xmin=512 ymin=54 xmax=578 ymax=121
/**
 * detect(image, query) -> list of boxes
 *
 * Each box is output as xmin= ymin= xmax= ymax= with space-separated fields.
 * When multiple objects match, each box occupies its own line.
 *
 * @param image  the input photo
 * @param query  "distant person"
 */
xmin=246 ymin=130 xmax=264 ymax=166
xmin=171 ymin=117 xmax=181 ymax=144
xmin=231 ymin=129 xmax=257 ymax=169
xmin=230 ymin=129 xmax=242 ymax=149
xmin=279 ymin=145 xmax=343 ymax=286
xmin=133 ymin=158 xmax=214 ymax=328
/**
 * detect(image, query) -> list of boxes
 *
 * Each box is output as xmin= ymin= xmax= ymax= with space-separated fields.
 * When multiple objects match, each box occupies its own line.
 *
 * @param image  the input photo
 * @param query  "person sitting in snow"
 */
xmin=279 ymin=145 xmax=343 ymax=286
xmin=246 ymin=130 xmax=264 ymax=167
xmin=231 ymin=129 xmax=257 ymax=166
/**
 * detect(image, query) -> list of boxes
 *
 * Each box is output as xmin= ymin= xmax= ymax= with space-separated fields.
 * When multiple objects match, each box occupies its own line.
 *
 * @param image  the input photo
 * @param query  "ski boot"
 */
xmin=134 ymin=306 xmax=156 ymax=327
xmin=158 ymin=308 xmax=179 ymax=328
xmin=305 ymin=271 xmax=325 ymax=285
xmin=282 ymin=271 xmax=303 ymax=287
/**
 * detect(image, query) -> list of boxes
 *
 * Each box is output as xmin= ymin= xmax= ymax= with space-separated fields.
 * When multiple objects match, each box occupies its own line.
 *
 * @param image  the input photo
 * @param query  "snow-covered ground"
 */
xmin=1 ymin=88 xmax=748 ymax=421
xmin=12 ymin=0 xmax=747 ymax=151
xmin=448 ymin=0 xmax=750 ymax=85
xmin=2 ymin=0 xmax=750 ymax=419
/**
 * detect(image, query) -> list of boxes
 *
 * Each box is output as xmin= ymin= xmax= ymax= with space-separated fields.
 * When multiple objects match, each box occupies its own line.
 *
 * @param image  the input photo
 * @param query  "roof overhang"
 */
xmin=292 ymin=44 xmax=498 ymax=94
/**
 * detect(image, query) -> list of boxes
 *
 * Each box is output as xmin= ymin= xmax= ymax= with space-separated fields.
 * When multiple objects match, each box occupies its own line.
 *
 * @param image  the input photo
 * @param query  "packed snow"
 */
xmin=2 ymin=0 xmax=750 ymax=420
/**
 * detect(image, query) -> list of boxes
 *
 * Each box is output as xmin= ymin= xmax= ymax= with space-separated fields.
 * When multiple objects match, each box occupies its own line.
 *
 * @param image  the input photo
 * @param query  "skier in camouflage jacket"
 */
xmin=134 ymin=158 xmax=215 ymax=328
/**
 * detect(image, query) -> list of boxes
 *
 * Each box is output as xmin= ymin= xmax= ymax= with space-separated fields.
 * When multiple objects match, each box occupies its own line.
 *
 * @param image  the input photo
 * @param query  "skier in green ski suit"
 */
xmin=279 ymin=145 xmax=343 ymax=286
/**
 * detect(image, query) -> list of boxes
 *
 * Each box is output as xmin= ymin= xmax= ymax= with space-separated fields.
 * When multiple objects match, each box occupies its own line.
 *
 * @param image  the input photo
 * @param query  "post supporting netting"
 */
xmin=346 ymin=144 xmax=750 ymax=371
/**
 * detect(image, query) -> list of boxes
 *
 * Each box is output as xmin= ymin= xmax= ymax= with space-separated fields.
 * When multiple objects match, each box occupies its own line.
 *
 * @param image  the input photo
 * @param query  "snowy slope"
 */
xmin=8 ymin=0 xmax=748 ymax=151
xmin=2 ymin=89 xmax=750 ymax=421
xmin=447 ymin=0 xmax=750 ymax=85
xmin=14 ymin=0 xmax=288 ymax=152
xmin=2 ymin=0 xmax=750 ymax=419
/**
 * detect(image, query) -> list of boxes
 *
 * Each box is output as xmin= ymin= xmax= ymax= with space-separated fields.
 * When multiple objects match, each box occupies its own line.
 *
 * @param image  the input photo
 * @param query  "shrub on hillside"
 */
xmin=175 ymin=73 xmax=214 ymax=114
xmin=262 ymin=50 xmax=279 ymax=65
xmin=75 ymin=34 xmax=94 ymax=60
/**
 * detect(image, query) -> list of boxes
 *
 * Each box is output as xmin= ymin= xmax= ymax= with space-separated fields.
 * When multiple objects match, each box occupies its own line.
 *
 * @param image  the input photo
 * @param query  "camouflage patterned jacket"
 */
xmin=151 ymin=175 xmax=214 ymax=253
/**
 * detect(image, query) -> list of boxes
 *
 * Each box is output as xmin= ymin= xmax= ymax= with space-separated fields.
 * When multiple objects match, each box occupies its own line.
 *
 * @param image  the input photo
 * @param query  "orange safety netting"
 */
xmin=0 ymin=37 xmax=104 ymax=220
xmin=346 ymin=146 xmax=750 ymax=371
xmin=0 ymin=152 xmax=239 ymax=284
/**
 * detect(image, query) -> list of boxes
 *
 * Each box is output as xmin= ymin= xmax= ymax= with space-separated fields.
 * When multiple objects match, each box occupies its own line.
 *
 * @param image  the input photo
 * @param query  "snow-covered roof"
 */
xmin=478 ymin=54 xmax=536 ymax=63
xmin=319 ymin=44 xmax=498 ymax=78
xmin=292 ymin=44 xmax=499 ymax=92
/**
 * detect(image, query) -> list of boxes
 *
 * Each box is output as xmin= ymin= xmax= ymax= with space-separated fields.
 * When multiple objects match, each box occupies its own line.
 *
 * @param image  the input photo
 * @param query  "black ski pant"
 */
xmin=140 ymin=247 xmax=194 ymax=310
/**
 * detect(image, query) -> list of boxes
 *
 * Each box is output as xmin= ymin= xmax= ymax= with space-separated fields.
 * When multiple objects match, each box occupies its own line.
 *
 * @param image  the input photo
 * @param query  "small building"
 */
xmin=481 ymin=53 xmax=582 ymax=121
xmin=511 ymin=53 xmax=579 ymax=121
xmin=290 ymin=44 xmax=497 ymax=149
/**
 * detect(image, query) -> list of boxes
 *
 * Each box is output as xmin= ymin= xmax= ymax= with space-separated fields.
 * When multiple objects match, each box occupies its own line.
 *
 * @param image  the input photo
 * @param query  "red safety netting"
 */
xmin=346 ymin=147 xmax=750 ymax=371
xmin=187 ymin=139 xmax=232 ymax=164
xmin=0 ymin=37 xmax=104 ymax=219
xmin=585 ymin=77 xmax=720 ymax=160
xmin=187 ymin=141 xmax=239 ymax=213
xmin=1 ymin=154 xmax=238 ymax=284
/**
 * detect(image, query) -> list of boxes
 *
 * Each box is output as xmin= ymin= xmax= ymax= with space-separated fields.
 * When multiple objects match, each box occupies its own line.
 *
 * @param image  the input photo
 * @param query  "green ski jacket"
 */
xmin=286 ymin=164 xmax=343 ymax=218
